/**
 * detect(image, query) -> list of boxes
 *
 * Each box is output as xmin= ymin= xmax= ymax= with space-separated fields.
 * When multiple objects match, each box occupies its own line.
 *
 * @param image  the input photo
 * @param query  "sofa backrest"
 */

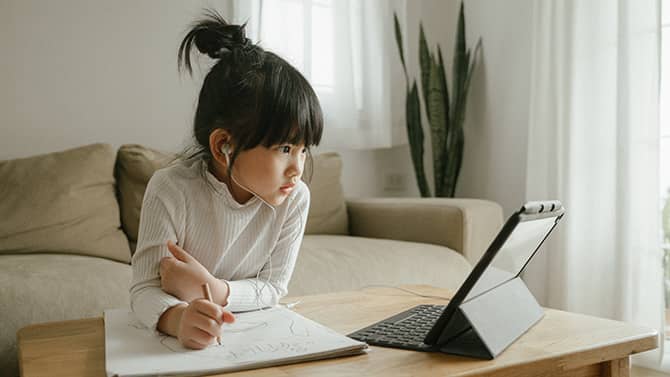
xmin=0 ymin=143 xmax=349 ymax=263
xmin=0 ymin=144 xmax=132 ymax=263
xmin=115 ymin=144 xmax=349 ymax=254
xmin=0 ymin=144 xmax=348 ymax=262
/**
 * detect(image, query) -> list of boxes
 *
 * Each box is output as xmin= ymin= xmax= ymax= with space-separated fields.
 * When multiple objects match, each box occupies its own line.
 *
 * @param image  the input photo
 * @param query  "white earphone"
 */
xmin=218 ymin=142 xmax=281 ymax=310
xmin=215 ymin=141 xmax=304 ymax=311
xmin=220 ymin=144 xmax=231 ymax=164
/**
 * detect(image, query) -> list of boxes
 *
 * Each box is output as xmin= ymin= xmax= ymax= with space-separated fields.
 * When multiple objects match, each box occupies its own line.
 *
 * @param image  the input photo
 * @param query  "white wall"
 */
xmin=0 ymin=0 xmax=534 ymax=212
xmin=0 ymin=0 xmax=230 ymax=160
xmin=459 ymin=0 xmax=534 ymax=217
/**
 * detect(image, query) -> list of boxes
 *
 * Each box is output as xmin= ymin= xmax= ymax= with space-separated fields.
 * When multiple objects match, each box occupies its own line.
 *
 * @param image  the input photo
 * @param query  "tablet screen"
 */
xmin=464 ymin=215 xmax=559 ymax=301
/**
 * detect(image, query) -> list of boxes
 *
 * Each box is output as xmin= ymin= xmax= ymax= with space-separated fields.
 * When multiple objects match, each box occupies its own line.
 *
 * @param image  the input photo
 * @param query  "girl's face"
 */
xmin=228 ymin=143 xmax=306 ymax=206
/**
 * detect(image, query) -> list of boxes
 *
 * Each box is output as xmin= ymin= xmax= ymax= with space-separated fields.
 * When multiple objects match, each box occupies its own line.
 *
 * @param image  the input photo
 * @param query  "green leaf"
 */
xmin=452 ymin=1 xmax=467 ymax=109
xmin=393 ymin=12 xmax=409 ymax=84
xmin=428 ymin=59 xmax=447 ymax=196
xmin=418 ymin=24 xmax=432 ymax=124
xmin=437 ymin=45 xmax=450 ymax=123
xmin=436 ymin=45 xmax=451 ymax=196
xmin=406 ymin=82 xmax=431 ymax=197
xmin=439 ymin=1 xmax=473 ymax=197
xmin=444 ymin=127 xmax=464 ymax=197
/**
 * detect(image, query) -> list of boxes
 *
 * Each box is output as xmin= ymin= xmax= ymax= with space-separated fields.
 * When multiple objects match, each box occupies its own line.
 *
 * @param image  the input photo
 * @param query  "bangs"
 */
xmin=253 ymin=54 xmax=323 ymax=148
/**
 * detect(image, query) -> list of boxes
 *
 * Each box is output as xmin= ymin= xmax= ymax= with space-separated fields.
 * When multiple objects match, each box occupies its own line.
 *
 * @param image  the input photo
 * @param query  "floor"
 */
xmin=633 ymin=366 xmax=670 ymax=377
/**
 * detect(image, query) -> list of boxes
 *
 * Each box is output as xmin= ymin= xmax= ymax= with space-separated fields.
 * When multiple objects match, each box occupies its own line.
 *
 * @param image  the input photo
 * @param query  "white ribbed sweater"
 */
xmin=129 ymin=158 xmax=310 ymax=330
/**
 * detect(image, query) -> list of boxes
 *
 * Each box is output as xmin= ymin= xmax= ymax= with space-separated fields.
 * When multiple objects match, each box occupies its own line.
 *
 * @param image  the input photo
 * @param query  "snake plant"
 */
xmin=394 ymin=2 xmax=481 ymax=197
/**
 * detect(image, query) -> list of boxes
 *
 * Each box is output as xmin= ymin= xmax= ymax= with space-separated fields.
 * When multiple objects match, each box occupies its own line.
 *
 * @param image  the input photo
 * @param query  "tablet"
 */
xmin=424 ymin=201 xmax=565 ymax=346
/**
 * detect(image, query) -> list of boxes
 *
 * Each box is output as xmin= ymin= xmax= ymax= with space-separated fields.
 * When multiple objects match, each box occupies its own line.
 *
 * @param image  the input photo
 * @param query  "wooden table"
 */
xmin=17 ymin=285 xmax=657 ymax=377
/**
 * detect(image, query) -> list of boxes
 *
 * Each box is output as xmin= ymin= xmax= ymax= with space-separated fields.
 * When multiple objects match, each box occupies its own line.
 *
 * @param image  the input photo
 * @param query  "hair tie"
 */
xmin=233 ymin=26 xmax=252 ymax=50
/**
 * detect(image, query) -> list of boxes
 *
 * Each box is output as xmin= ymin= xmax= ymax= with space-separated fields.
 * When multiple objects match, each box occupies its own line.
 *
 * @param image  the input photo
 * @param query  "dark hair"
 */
xmin=177 ymin=9 xmax=323 ymax=177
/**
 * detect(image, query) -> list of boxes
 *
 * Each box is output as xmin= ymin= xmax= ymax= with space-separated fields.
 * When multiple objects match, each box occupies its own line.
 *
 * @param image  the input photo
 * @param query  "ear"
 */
xmin=209 ymin=129 xmax=232 ymax=165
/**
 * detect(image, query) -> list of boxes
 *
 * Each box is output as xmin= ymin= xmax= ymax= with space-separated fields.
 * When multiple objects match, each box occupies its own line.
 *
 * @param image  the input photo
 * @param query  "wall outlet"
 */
xmin=383 ymin=173 xmax=407 ymax=192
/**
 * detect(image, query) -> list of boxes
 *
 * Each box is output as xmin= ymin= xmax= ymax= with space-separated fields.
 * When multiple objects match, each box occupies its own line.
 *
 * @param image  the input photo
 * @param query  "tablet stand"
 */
xmin=437 ymin=277 xmax=544 ymax=359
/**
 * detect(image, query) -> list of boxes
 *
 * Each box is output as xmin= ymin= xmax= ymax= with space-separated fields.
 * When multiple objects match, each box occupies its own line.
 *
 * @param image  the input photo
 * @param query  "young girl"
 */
xmin=129 ymin=10 xmax=323 ymax=350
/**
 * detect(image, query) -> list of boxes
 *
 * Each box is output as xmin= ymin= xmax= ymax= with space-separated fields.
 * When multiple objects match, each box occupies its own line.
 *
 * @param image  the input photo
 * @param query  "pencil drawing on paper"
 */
xmin=289 ymin=319 xmax=309 ymax=337
xmin=104 ymin=307 xmax=366 ymax=376
xmin=151 ymin=308 xmax=315 ymax=361
xmin=158 ymin=334 xmax=317 ymax=362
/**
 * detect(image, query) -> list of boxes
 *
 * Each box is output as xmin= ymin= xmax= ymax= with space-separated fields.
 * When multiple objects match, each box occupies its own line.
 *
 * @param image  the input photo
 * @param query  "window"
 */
xmin=259 ymin=0 xmax=335 ymax=92
xmin=254 ymin=0 xmax=405 ymax=149
xmin=661 ymin=0 xmax=670 ymax=338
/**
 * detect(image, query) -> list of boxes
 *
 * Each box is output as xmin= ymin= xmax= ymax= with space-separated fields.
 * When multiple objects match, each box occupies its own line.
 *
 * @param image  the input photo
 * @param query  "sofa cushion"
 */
xmin=303 ymin=152 xmax=348 ymax=235
xmin=0 ymin=253 xmax=132 ymax=377
xmin=115 ymin=144 xmax=173 ymax=249
xmin=0 ymin=144 xmax=132 ymax=263
xmin=288 ymin=235 xmax=471 ymax=296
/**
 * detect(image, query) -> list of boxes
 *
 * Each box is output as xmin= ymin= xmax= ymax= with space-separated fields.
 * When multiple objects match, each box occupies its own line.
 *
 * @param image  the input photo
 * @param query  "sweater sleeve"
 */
xmin=129 ymin=174 xmax=186 ymax=330
xmin=225 ymin=185 xmax=310 ymax=312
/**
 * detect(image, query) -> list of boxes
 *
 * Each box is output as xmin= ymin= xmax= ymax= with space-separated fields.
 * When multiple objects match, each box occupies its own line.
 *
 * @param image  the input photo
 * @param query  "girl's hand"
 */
xmin=177 ymin=299 xmax=235 ymax=349
xmin=160 ymin=241 xmax=214 ymax=303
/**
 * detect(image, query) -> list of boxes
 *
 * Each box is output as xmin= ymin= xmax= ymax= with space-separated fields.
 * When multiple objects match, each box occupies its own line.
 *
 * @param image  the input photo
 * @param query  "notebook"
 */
xmin=104 ymin=306 xmax=367 ymax=377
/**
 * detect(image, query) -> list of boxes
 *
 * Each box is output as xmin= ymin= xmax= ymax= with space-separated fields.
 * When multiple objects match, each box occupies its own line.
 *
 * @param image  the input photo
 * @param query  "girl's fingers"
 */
xmin=186 ymin=327 xmax=216 ymax=348
xmin=192 ymin=300 xmax=224 ymax=325
xmin=222 ymin=311 xmax=236 ymax=324
xmin=166 ymin=240 xmax=193 ymax=262
xmin=182 ymin=338 xmax=205 ymax=350
xmin=191 ymin=311 xmax=222 ymax=338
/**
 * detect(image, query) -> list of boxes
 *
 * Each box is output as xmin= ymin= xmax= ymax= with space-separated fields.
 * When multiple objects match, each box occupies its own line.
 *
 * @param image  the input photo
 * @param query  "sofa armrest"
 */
xmin=346 ymin=198 xmax=503 ymax=265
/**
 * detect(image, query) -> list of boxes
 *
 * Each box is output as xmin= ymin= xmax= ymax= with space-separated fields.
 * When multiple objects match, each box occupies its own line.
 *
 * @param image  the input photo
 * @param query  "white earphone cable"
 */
xmin=225 ymin=149 xmax=302 ymax=311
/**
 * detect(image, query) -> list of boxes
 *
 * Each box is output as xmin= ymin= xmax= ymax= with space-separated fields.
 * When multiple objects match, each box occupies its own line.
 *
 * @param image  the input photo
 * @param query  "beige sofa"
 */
xmin=0 ymin=144 xmax=503 ymax=376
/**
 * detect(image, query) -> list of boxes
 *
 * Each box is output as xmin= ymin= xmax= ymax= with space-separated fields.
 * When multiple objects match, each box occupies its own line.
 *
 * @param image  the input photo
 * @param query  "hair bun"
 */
xmin=178 ymin=9 xmax=259 ymax=74
xmin=189 ymin=9 xmax=253 ymax=59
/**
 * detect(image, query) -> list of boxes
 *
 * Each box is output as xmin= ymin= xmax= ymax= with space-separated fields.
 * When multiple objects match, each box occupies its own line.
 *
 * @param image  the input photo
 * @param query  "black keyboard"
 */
xmin=348 ymin=304 xmax=445 ymax=351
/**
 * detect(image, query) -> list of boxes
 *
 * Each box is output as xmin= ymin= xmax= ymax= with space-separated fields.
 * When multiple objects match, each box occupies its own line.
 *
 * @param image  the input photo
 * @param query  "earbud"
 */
xmin=220 ymin=144 xmax=231 ymax=165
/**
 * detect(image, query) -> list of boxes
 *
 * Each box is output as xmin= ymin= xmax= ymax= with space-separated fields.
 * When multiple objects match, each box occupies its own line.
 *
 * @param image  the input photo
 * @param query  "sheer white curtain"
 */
xmin=232 ymin=0 xmax=407 ymax=149
xmin=524 ymin=0 xmax=664 ymax=368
